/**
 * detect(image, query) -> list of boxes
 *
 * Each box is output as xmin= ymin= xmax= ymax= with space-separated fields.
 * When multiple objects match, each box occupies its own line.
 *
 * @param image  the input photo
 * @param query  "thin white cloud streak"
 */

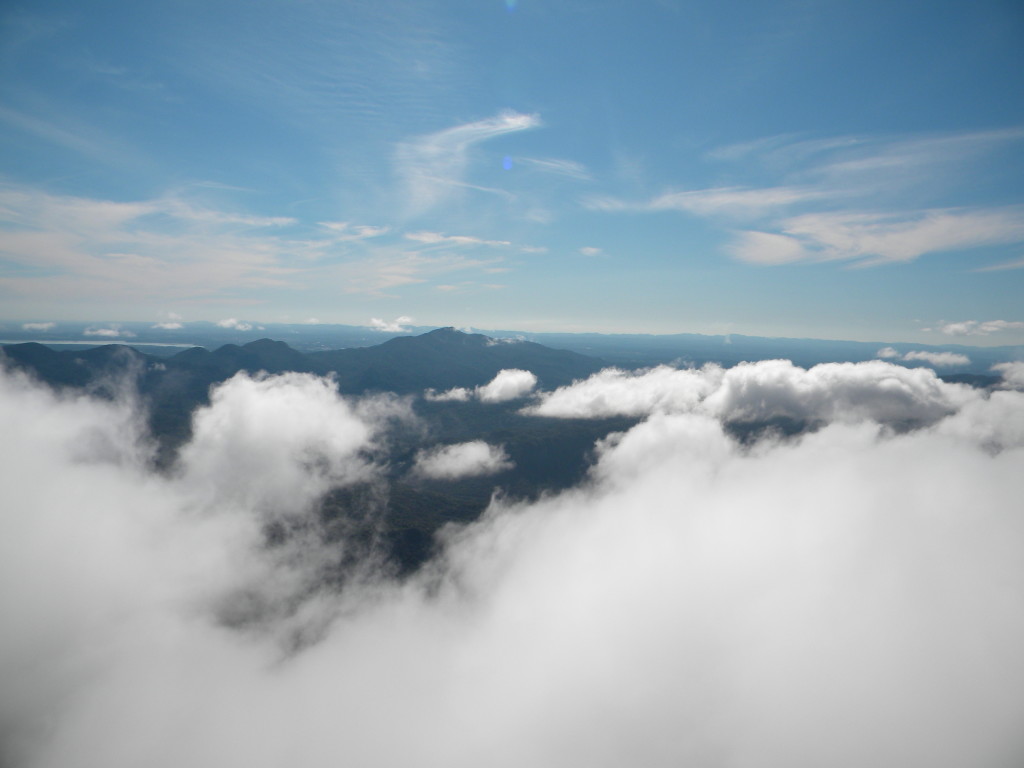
xmin=411 ymin=441 xmax=513 ymax=480
xmin=876 ymin=348 xmax=972 ymax=367
xmin=732 ymin=207 xmax=1024 ymax=266
xmin=152 ymin=322 xmax=183 ymax=330
xmin=902 ymin=350 xmax=971 ymax=367
xmin=21 ymin=322 xmax=55 ymax=331
xmin=976 ymin=255 xmax=1024 ymax=271
xmin=330 ymin=247 xmax=502 ymax=297
xmin=588 ymin=186 xmax=825 ymax=218
xmin=940 ymin=319 xmax=1024 ymax=336
xmin=1 ymin=364 xmax=1023 ymax=767
xmin=395 ymin=111 xmax=541 ymax=214
xmin=518 ymin=157 xmax=592 ymax=181
xmin=317 ymin=222 xmax=390 ymax=240
xmin=404 ymin=231 xmax=512 ymax=247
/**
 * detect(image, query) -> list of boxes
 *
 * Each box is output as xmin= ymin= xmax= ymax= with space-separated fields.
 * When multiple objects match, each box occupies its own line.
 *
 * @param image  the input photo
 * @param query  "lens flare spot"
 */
xmin=502 ymin=156 xmax=514 ymax=171
xmin=505 ymin=0 xmax=517 ymax=11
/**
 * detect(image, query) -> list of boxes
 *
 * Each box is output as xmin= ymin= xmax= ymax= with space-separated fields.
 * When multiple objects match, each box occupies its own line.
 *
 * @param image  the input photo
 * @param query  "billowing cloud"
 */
xmin=876 ymin=346 xmax=900 ymax=358
xmin=1 ymin=361 xmax=1023 ymax=767
xmin=412 ymin=440 xmax=513 ymax=480
xmin=993 ymin=361 xmax=1024 ymax=390
xmin=529 ymin=359 xmax=975 ymax=427
xmin=476 ymin=368 xmax=537 ymax=402
xmin=525 ymin=365 xmax=717 ymax=418
xmin=939 ymin=320 xmax=1024 ymax=336
xmin=368 ymin=316 xmax=413 ymax=333
xmin=427 ymin=368 xmax=537 ymax=404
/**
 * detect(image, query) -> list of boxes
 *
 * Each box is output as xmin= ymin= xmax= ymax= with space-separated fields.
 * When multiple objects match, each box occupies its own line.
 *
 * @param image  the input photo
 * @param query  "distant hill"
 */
xmin=0 ymin=329 xmax=618 ymax=574
xmin=309 ymin=327 xmax=603 ymax=393
xmin=1 ymin=328 xmax=605 ymax=457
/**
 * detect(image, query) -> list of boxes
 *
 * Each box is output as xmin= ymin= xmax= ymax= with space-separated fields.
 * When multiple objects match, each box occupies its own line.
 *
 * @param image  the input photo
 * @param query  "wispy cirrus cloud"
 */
xmin=318 ymin=222 xmax=390 ymax=240
xmin=394 ymin=111 xmax=541 ymax=215
xmin=587 ymin=185 xmax=825 ymax=218
xmin=593 ymin=128 xmax=1024 ymax=268
xmin=0 ymin=184 xmax=501 ymax=307
xmin=732 ymin=207 xmax=1024 ymax=266
xmin=0 ymin=185 xmax=302 ymax=305
xmin=404 ymin=231 xmax=512 ymax=247
xmin=518 ymin=157 xmax=591 ymax=181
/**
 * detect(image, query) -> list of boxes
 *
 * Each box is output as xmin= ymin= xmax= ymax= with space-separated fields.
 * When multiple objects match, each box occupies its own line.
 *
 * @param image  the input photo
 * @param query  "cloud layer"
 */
xmin=1 ymin=360 xmax=1023 ymax=767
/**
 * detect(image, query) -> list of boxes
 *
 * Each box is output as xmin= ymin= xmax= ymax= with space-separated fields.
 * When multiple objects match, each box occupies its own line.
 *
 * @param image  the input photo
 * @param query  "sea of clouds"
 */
xmin=1 ymin=358 xmax=1023 ymax=767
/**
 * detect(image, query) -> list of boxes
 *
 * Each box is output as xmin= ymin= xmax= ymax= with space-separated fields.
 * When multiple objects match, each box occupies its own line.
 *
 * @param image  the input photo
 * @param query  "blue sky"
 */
xmin=1 ymin=0 xmax=1023 ymax=343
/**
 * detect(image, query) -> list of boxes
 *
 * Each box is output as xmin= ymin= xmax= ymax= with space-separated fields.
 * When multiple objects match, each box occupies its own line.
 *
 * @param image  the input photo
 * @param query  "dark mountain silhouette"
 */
xmin=309 ymin=327 xmax=603 ymax=392
xmin=2 ymin=328 xmax=605 ymax=456
xmin=1 ymin=329 xmax=615 ymax=574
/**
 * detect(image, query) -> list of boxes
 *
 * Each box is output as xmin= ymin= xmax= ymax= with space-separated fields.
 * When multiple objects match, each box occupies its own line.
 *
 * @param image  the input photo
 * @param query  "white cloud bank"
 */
xmin=1 ymin=361 xmax=1023 ymax=768
xmin=412 ymin=440 xmax=513 ymax=480
xmin=527 ymin=359 xmax=975 ymax=426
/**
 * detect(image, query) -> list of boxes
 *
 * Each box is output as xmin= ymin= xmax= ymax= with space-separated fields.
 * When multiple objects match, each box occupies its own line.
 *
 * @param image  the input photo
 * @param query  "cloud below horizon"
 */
xmin=1 ymin=360 xmax=1023 ymax=767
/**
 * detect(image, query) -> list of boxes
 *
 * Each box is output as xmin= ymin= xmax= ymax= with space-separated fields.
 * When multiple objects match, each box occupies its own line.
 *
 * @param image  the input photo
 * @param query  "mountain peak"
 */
xmin=241 ymin=338 xmax=294 ymax=352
